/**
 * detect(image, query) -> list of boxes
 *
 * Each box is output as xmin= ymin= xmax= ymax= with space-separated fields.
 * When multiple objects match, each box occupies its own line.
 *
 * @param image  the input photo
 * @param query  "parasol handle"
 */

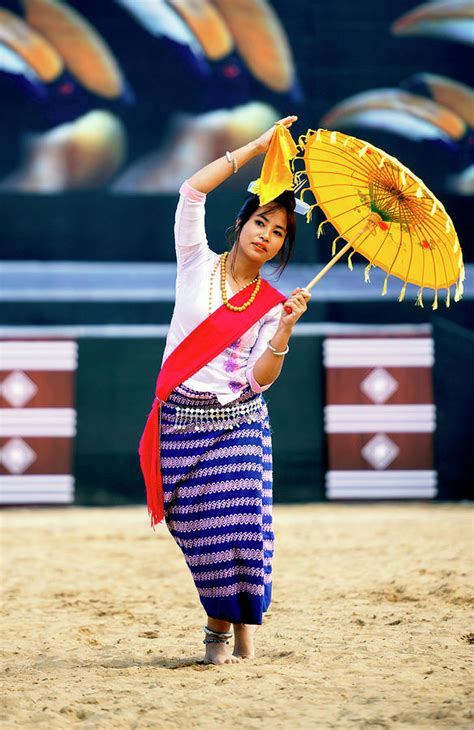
xmin=303 ymin=213 xmax=382 ymax=291
xmin=304 ymin=241 xmax=353 ymax=291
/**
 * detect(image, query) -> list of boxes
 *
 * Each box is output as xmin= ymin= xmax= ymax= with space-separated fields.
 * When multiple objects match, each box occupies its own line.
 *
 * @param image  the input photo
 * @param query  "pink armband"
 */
xmin=248 ymin=368 xmax=273 ymax=393
xmin=179 ymin=180 xmax=207 ymax=202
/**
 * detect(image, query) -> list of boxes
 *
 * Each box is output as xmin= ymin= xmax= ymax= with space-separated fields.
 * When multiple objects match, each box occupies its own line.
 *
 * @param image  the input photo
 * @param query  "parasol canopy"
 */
xmin=290 ymin=127 xmax=465 ymax=308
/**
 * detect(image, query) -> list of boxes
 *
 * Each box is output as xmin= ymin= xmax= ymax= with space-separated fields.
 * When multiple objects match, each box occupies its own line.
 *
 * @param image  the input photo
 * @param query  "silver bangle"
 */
xmin=225 ymin=150 xmax=238 ymax=174
xmin=267 ymin=339 xmax=289 ymax=356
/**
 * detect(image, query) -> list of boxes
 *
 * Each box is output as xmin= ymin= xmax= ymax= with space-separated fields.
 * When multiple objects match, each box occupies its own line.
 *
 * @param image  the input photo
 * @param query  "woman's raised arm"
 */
xmin=186 ymin=115 xmax=297 ymax=194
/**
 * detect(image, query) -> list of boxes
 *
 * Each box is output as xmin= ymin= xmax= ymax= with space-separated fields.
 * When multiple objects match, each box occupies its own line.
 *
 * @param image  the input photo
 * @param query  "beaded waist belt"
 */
xmin=161 ymin=385 xmax=266 ymax=432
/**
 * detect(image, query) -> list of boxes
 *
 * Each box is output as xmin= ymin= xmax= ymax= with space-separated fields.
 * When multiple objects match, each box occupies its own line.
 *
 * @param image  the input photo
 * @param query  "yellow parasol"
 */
xmin=257 ymin=125 xmax=465 ymax=309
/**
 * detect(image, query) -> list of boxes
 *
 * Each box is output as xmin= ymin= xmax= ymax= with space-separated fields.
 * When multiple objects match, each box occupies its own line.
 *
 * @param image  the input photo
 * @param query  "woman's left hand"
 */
xmin=280 ymin=288 xmax=311 ymax=328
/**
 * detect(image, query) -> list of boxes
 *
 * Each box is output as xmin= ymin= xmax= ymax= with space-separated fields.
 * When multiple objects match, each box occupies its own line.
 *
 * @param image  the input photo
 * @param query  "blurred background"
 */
xmin=0 ymin=0 xmax=473 ymax=508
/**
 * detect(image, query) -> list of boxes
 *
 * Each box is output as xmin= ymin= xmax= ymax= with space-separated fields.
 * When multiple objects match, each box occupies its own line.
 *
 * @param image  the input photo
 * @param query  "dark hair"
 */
xmin=225 ymin=190 xmax=297 ymax=277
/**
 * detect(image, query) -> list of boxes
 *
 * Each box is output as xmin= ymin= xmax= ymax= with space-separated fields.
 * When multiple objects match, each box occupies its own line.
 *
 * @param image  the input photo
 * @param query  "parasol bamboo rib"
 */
xmin=304 ymin=212 xmax=382 ymax=291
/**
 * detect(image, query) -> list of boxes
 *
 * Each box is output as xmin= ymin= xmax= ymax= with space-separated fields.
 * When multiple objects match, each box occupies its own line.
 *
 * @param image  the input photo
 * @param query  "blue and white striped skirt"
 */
xmin=160 ymin=384 xmax=274 ymax=625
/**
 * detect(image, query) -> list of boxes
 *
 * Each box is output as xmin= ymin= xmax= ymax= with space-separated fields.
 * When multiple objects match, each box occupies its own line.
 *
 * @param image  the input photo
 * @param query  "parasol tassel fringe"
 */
xmin=445 ymin=288 xmax=451 ymax=308
xmin=331 ymin=235 xmax=344 ymax=256
xmin=306 ymin=204 xmax=318 ymax=223
xmin=364 ymin=264 xmax=372 ymax=283
xmin=398 ymin=283 xmax=407 ymax=303
xmin=347 ymin=251 xmax=355 ymax=271
xmin=297 ymin=185 xmax=311 ymax=199
xmin=293 ymin=170 xmax=307 ymax=188
xmin=415 ymin=289 xmax=424 ymax=308
xmin=289 ymin=156 xmax=298 ymax=179
xmin=382 ymin=275 xmax=389 ymax=297
xmin=296 ymin=128 xmax=316 ymax=150
xmin=432 ymin=290 xmax=438 ymax=311
xmin=318 ymin=220 xmax=330 ymax=238
xmin=296 ymin=134 xmax=307 ymax=150
xmin=454 ymin=282 xmax=463 ymax=302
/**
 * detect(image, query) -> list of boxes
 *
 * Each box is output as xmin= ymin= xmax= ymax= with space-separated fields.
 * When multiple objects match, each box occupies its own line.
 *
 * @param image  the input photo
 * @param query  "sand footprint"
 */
xmin=138 ymin=630 xmax=160 ymax=639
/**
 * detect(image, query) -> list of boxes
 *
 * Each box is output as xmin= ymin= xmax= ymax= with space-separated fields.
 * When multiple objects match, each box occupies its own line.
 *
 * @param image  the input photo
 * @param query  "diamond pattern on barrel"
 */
xmin=360 ymin=367 xmax=398 ymax=404
xmin=361 ymin=433 xmax=400 ymax=470
xmin=1 ymin=371 xmax=38 ymax=408
xmin=0 ymin=438 xmax=37 ymax=474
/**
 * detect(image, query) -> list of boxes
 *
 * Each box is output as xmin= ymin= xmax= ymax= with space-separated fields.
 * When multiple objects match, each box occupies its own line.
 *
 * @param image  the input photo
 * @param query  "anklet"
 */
xmin=203 ymin=625 xmax=233 ymax=645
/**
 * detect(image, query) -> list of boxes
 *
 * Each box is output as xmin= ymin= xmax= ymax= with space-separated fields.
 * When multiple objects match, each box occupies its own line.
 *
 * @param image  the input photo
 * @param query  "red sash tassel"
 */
xmin=138 ymin=397 xmax=163 ymax=526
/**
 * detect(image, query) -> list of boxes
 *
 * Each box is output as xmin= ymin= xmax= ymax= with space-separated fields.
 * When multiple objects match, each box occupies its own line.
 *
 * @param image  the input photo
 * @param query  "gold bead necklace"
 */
xmin=209 ymin=252 xmax=261 ymax=314
xmin=219 ymin=252 xmax=261 ymax=312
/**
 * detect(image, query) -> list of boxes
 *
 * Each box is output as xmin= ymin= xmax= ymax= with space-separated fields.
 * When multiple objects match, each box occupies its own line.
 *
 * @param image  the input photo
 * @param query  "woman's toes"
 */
xmin=226 ymin=654 xmax=242 ymax=664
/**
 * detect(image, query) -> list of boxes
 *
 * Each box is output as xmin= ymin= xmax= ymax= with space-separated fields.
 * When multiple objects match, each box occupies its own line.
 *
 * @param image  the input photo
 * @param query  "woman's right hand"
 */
xmin=186 ymin=114 xmax=297 ymax=194
xmin=254 ymin=115 xmax=298 ymax=155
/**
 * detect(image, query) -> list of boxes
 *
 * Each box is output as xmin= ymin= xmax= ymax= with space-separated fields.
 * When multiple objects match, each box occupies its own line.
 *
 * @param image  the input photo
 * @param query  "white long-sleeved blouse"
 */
xmin=161 ymin=181 xmax=283 ymax=405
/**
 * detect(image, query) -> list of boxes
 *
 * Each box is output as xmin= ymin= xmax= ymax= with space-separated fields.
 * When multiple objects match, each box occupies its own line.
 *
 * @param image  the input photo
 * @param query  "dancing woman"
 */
xmin=139 ymin=115 xmax=310 ymax=665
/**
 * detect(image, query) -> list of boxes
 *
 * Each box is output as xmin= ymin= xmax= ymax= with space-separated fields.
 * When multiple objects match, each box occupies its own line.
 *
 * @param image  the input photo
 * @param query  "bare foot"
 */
xmin=233 ymin=624 xmax=256 ymax=659
xmin=204 ymin=642 xmax=242 ymax=665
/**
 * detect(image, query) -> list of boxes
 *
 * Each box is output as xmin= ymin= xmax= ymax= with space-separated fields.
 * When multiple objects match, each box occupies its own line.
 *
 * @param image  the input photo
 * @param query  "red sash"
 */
xmin=139 ymin=279 xmax=286 ymax=527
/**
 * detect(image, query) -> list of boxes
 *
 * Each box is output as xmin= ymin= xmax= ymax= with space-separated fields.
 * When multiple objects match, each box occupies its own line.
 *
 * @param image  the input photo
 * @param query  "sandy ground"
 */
xmin=0 ymin=503 xmax=472 ymax=729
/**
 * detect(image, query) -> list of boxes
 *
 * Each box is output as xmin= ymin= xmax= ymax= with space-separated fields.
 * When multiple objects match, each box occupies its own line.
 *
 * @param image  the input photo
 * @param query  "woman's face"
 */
xmin=236 ymin=204 xmax=287 ymax=265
